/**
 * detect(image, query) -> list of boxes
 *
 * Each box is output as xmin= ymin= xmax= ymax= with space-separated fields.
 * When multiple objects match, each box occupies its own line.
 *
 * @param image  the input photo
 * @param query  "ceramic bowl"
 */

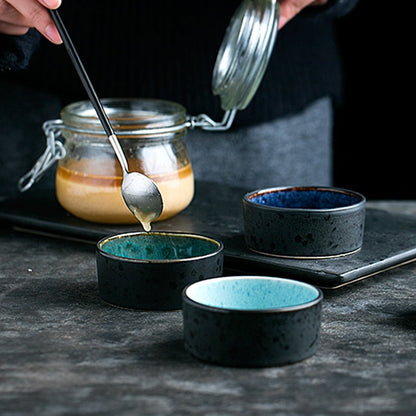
xmin=182 ymin=276 xmax=323 ymax=367
xmin=96 ymin=231 xmax=223 ymax=310
xmin=243 ymin=186 xmax=366 ymax=259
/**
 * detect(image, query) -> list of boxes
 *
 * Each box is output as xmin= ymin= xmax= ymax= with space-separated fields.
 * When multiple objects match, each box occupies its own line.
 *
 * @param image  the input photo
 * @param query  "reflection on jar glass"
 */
xmin=55 ymin=98 xmax=194 ymax=224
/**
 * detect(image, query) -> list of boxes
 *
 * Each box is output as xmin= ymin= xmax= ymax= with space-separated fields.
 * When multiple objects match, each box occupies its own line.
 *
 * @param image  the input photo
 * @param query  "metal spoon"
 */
xmin=50 ymin=9 xmax=163 ymax=230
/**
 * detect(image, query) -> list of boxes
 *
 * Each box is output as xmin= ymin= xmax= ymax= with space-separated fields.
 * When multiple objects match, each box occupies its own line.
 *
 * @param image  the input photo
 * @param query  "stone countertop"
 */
xmin=1 ymin=201 xmax=416 ymax=416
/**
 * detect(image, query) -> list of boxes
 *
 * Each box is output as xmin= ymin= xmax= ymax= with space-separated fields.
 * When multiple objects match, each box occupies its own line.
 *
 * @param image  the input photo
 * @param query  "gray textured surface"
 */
xmin=1 ymin=201 xmax=416 ymax=415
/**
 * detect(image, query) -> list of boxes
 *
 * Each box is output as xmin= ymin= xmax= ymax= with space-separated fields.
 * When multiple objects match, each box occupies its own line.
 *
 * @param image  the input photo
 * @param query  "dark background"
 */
xmin=333 ymin=1 xmax=411 ymax=199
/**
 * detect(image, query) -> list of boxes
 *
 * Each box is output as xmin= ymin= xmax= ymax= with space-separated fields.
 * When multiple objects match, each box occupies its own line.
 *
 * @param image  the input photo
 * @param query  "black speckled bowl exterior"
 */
xmin=96 ymin=232 xmax=224 ymax=310
xmin=243 ymin=186 xmax=366 ymax=259
xmin=182 ymin=276 xmax=323 ymax=367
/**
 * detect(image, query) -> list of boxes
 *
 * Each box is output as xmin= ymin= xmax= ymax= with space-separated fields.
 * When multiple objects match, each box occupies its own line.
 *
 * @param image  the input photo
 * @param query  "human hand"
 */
xmin=278 ymin=0 xmax=329 ymax=29
xmin=0 ymin=0 xmax=62 ymax=44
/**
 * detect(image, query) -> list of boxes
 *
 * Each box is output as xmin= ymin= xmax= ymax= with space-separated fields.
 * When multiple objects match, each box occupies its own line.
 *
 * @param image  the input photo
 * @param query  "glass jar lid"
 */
xmin=59 ymin=1 xmax=280 ymax=134
xmin=212 ymin=0 xmax=279 ymax=111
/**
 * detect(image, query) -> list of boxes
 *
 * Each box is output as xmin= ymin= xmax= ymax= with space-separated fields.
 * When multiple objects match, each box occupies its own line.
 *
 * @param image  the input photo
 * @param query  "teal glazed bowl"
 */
xmin=243 ymin=186 xmax=366 ymax=259
xmin=96 ymin=232 xmax=223 ymax=310
xmin=183 ymin=276 xmax=323 ymax=367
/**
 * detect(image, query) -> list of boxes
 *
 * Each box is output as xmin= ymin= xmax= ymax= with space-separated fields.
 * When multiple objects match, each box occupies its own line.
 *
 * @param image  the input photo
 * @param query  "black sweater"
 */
xmin=0 ymin=0 xmax=359 ymax=126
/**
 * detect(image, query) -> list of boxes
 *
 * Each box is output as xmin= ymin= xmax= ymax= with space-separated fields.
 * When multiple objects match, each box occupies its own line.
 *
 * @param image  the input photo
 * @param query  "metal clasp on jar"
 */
xmin=186 ymin=109 xmax=237 ymax=131
xmin=18 ymin=120 xmax=66 ymax=192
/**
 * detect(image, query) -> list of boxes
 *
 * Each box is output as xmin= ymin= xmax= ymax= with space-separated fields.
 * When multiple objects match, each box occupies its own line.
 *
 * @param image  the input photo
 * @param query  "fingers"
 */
xmin=1 ymin=0 xmax=62 ymax=44
xmin=278 ymin=0 xmax=329 ymax=29
xmin=0 ymin=1 xmax=28 ymax=34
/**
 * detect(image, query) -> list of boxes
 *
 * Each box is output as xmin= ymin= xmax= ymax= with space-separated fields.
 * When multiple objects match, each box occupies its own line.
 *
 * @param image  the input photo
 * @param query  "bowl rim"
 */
xmin=243 ymin=186 xmax=366 ymax=212
xmin=183 ymin=275 xmax=323 ymax=313
xmin=97 ymin=231 xmax=224 ymax=264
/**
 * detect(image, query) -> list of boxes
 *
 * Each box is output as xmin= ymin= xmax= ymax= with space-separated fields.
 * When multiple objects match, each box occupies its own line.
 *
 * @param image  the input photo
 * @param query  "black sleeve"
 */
xmin=0 ymin=29 xmax=41 ymax=72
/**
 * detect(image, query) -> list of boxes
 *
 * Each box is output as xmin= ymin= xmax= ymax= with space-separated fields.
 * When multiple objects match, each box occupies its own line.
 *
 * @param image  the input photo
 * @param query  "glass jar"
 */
xmin=54 ymin=98 xmax=193 ymax=224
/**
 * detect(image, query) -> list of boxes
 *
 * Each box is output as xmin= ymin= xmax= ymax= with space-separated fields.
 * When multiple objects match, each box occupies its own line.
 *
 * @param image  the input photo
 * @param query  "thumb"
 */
xmin=278 ymin=0 xmax=328 ymax=29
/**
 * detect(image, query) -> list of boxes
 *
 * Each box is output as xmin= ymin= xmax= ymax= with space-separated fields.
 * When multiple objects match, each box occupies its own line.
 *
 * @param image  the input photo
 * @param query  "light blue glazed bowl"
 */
xmin=182 ymin=276 xmax=323 ymax=367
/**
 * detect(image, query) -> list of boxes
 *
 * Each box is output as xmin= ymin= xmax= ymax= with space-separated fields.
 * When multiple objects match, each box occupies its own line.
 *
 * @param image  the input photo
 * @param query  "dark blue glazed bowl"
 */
xmin=243 ymin=186 xmax=366 ymax=258
xmin=183 ymin=276 xmax=323 ymax=367
xmin=96 ymin=231 xmax=223 ymax=310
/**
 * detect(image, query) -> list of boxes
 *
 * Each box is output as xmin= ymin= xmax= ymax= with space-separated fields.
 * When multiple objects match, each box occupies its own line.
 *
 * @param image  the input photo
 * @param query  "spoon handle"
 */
xmin=50 ymin=9 xmax=129 ymax=173
xmin=50 ymin=10 xmax=113 ymax=136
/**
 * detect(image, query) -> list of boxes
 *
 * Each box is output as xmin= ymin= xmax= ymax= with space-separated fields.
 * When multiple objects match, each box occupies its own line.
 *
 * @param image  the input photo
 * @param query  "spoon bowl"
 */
xmin=121 ymin=172 xmax=163 ymax=231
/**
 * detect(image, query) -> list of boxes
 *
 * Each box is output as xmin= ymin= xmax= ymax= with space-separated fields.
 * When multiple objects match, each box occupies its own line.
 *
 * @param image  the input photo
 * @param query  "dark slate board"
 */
xmin=1 ymin=181 xmax=416 ymax=289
